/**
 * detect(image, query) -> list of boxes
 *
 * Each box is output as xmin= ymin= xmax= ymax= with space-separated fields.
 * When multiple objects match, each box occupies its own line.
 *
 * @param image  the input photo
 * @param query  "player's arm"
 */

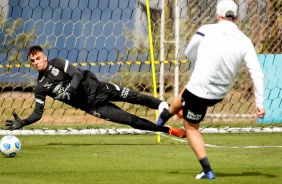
xmin=244 ymin=41 xmax=265 ymax=118
xmin=24 ymin=96 xmax=45 ymax=125
xmin=6 ymin=94 xmax=45 ymax=130
xmin=185 ymin=26 xmax=206 ymax=62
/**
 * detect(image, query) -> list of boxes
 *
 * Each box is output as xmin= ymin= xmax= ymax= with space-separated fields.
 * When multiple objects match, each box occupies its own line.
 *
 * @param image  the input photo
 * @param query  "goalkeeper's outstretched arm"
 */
xmin=6 ymin=98 xmax=44 ymax=130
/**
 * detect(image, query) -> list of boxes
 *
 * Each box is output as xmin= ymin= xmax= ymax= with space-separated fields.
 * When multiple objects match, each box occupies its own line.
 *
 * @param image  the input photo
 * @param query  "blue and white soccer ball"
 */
xmin=0 ymin=135 xmax=21 ymax=157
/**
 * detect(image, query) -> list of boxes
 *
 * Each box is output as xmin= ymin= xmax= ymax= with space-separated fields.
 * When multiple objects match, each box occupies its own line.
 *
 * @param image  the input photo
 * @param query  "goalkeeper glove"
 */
xmin=5 ymin=112 xmax=26 ymax=131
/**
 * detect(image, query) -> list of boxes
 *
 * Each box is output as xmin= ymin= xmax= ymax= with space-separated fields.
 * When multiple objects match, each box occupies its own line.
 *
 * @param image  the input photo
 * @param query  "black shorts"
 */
xmin=181 ymin=89 xmax=223 ymax=123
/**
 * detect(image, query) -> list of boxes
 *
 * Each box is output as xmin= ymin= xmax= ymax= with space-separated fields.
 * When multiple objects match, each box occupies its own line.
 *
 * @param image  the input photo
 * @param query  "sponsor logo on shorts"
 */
xmin=186 ymin=110 xmax=202 ymax=121
xmin=121 ymin=87 xmax=130 ymax=99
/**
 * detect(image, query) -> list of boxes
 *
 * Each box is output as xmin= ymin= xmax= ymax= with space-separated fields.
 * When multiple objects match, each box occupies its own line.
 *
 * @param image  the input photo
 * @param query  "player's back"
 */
xmin=188 ymin=21 xmax=253 ymax=100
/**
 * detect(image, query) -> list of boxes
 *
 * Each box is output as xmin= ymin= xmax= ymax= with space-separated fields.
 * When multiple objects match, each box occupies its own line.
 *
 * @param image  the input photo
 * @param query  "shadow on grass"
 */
xmin=168 ymin=171 xmax=277 ymax=178
xmin=215 ymin=172 xmax=277 ymax=178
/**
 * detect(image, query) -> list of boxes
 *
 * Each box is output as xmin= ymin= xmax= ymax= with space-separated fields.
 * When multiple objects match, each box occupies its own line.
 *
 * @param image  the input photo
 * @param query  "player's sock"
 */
xmin=199 ymin=157 xmax=212 ymax=174
xmin=156 ymin=108 xmax=173 ymax=126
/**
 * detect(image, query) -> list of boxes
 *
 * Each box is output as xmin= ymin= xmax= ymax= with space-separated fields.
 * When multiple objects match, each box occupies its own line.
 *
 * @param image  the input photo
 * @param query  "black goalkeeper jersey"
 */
xmin=24 ymin=57 xmax=108 ymax=125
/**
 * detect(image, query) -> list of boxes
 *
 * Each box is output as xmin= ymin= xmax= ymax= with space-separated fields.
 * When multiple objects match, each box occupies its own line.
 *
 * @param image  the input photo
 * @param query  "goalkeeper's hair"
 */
xmin=28 ymin=45 xmax=44 ymax=56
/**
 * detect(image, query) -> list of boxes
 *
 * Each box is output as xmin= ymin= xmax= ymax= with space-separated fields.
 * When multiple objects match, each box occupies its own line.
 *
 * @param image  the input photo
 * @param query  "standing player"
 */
xmin=156 ymin=0 xmax=265 ymax=179
xmin=5 ymin=45 xmax=186 ymax=138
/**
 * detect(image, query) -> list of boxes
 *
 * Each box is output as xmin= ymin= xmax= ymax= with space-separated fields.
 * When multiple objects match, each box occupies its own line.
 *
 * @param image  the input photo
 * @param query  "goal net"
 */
xmin=0 ymin=0 xmax=281 ymax=135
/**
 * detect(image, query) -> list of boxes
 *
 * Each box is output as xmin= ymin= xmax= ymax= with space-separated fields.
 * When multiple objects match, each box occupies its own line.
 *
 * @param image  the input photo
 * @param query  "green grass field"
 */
xmin=0 ymin=133 xmax=282 ymax=184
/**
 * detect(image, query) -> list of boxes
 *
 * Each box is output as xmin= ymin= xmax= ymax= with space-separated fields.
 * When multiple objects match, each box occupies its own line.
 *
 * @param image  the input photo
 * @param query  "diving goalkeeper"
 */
xmin=5 ymin=45 xmax=186 ymax=138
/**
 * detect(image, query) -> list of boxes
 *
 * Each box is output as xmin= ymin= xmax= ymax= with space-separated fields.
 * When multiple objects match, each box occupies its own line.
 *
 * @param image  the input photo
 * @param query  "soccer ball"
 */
xmin=0 ymin=135 xmax=21 ymax=157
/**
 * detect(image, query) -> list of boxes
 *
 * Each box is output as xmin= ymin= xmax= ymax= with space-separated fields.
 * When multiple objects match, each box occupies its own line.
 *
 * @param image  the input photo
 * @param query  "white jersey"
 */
xmin=184 ymin=20 xmax=264 ymax=108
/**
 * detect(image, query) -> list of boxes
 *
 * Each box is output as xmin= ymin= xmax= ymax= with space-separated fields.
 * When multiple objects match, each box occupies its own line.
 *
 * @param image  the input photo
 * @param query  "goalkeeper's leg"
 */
xmin=104 ymin=82 xmax=183 ymax=118
xmin=90 ymin=102 xmax=186 ymax=138
xmin=105 ymin=82 xmax=162 ymax=109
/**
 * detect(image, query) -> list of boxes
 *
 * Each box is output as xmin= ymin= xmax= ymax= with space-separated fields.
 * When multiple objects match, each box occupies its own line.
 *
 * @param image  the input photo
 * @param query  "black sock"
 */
xmin=199 ymin=157 xmax=212 ymax=174
xmin=160 ymin=108 xmax=173 ymax=122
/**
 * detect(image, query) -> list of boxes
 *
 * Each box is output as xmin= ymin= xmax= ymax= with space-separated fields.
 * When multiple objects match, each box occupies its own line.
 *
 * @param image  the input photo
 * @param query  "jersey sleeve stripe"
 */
xmin=35 ymin=98 xmax=45 ymax=105
xmin=64 ymin=60 xmax=69 ymax=73
xmin=196 ymin=31 xmax=205 ymax=37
